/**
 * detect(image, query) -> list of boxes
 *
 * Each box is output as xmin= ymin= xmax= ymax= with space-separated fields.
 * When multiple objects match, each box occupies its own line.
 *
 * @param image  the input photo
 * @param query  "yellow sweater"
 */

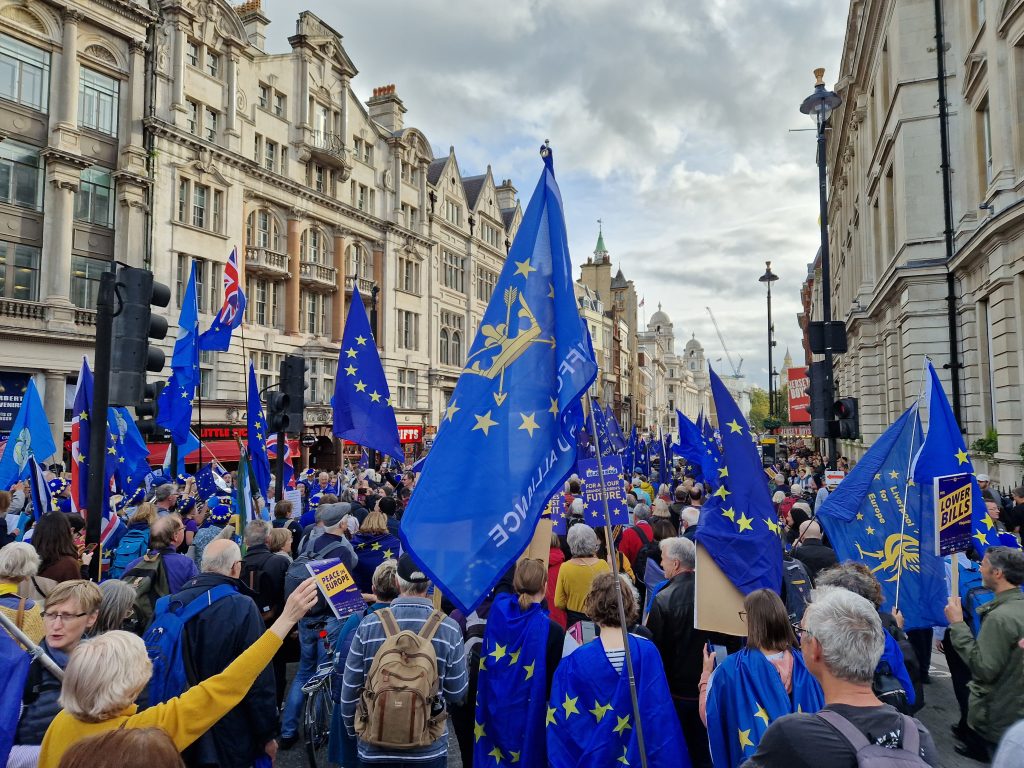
xmin=0 ymin=583 xmax=45 ymax=644
xmin=38 ymin=630 xmax=283 ymax=768
xmin=555 ymin=558 xmax=611 ymax=613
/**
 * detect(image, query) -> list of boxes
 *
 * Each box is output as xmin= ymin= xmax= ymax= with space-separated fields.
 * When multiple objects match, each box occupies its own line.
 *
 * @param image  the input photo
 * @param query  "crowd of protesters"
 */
xmin=0 ymin=451 xmax=1021 ymax=768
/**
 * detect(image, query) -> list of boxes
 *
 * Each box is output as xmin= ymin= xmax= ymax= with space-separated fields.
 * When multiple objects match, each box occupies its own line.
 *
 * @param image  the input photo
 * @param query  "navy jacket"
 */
xmin=172 ymin=573 xmax=278 ymax=768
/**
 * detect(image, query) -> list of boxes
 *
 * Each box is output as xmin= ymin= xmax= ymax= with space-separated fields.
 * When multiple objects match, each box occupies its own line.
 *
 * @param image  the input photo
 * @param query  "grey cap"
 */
xmin=318 ymin=502 xmax=351 ymax=528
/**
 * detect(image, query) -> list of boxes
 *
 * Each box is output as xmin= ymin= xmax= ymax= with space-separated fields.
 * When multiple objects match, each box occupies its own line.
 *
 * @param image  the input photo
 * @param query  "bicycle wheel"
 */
xmin=303 ymin=677 xmax=334 ymax=768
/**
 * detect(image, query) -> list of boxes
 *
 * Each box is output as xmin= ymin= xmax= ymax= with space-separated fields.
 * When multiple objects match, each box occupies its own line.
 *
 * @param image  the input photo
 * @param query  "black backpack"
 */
xmin=781 ymin=557 xmax=813 ymax=623
xmin=121 ymin=553 xmax=170 ymax=634
xmin=872 ymin=660 xmax=911 ymax=714
xmin=241 ymin=550 xmax=282 ymax=624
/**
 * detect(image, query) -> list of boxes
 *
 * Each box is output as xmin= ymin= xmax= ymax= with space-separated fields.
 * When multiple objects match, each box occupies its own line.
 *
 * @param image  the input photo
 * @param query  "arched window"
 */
xmin=439 ymin=328 xmax=449 ymax=365
xmin=301 ymin=228 xmax=328 ymax=264
xmin=450 ymin=331 xmax=462 ymax=366
xmin=346 ymin=244 xmax=374 ymax=279
xmin=245 ymin=210 xmax=280 ymax=251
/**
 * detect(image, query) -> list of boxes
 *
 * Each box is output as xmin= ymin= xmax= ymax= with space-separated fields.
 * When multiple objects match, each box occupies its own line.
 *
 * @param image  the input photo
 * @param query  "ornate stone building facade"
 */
xmin=0 ymin=0 xmax=522 ymax=466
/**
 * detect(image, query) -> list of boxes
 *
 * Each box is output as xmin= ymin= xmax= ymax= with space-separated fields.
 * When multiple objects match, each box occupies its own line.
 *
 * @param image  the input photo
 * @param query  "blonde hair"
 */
xmin=514 ymin=558 xmax=547 ymax=611
xmin=129 ymin=503 xmax=158 ymax=526
xmin=0 ymin=542 xmax=41 ymax=581
xmin=267 ymin=527 xmax=292 ymax=553
xmin=60 ymin=631 xmax=152 ymax=722
xmin=45 ymin=580 xmax=102 ymax=615
xmin=359 ymin=509 xmax=390 ymax=536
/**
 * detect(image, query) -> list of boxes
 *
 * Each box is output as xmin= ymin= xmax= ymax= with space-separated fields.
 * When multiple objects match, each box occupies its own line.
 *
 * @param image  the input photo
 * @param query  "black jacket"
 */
xmin=15 ymin=642 xmax=67 ymax=745
xmin=173 ymin=573 xmax=278 ymax=768
xmin=241 ymin=544 xmax=290 ymax=618
xmin=646 ymin=572 xmax=720 ymax=699
xmin=791 ymin=539 xmax=839 ymax=583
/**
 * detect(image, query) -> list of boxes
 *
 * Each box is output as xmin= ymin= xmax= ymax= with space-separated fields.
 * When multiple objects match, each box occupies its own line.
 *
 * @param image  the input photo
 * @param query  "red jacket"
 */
xmin=547 ymin=546 xmax=567 ymax=629
xmin=618 ymin=521 xmax=654 ymax=567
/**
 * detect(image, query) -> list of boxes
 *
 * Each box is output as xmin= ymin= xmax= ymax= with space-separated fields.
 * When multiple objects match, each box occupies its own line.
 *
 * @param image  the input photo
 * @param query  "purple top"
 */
xmin=124 ymin=547 xmax=199 ymax=593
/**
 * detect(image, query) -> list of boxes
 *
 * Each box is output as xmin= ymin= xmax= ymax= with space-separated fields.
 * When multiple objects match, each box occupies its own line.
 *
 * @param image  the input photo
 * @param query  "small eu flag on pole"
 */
xmin=0 ymin=379 xmax=56 ymax=490
xmin=157 ymin=260 xmax=200 ymax=446
xmin=400 ymin=144 xmax=597 ymax=613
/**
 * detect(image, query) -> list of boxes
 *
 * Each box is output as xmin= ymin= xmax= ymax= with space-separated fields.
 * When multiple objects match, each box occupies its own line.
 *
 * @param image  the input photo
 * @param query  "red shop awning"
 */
xmin=147 ymin=439 xmax=300 ymax=467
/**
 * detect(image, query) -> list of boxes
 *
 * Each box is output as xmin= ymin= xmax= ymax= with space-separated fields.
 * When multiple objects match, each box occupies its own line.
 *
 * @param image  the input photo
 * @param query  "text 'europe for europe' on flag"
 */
xmin=400 ymin=146 xmax=597 ymax=613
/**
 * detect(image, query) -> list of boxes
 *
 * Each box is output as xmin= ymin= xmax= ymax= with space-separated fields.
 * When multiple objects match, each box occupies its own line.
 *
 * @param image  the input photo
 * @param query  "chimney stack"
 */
xmin=367 ymin=84 xmax=406 ymax=133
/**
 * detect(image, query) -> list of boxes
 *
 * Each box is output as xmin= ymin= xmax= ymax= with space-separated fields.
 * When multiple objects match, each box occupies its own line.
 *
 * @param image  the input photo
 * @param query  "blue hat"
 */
xmin=208 ymin=503 xmax=231 ymax=524
xmin=309 ymin=494 xmax=322 ymax=509
xmin=176 ymin=496 xmax=197 ymax=514
xmin=116 ymin=488 xmax=145 ymax=511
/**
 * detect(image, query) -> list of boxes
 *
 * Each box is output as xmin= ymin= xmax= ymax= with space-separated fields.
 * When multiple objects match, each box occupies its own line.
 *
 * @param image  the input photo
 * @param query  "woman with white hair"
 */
xmin=0 ymin=542 xmax=46 ymax=642
xmin=554 ymin=524 xmax=610 ymax=626
xmin=36 ymin=579 xmax=321 ymax=768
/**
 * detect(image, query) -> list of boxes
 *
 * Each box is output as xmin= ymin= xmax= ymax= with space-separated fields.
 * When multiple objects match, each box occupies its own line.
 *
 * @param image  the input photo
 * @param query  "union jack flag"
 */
xmin=266 ymin=434 xmax=295 ymax=489
xmin=198 ymin=246 xmax=247 ymax=352
xmin=69 ymin=357 xmax=92 ymax=514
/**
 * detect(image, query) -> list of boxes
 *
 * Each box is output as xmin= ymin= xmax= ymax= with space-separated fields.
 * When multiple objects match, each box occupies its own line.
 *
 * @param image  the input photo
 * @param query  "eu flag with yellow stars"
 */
xmin=695 ymin=368 xmax=782 ymax=595
xmin=913 ymin=360 xmax=1020 ymax=556
xmin=674 ymin=409 xmax=706 ymax=482
xmin=246 ymin=362 xmax=273 ymax=502
xmin=817 ymin=402 xmax=947 ymax=629
xmin=547 ymin=635 xmax=687 ymax=768
xmin=331 ymin=285 xmax=404 ymax=464
xmin=400 ymin=146 xmax=597 ymax=613
xmin=706 ymin=647 xmax=823 ymax=768
xmin=473 ymin=593 xmax=550 ymax=768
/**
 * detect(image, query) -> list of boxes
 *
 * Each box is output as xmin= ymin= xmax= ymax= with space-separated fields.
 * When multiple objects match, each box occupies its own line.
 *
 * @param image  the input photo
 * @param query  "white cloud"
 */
xmin=262 ymin=0 xmax=847 ymax=382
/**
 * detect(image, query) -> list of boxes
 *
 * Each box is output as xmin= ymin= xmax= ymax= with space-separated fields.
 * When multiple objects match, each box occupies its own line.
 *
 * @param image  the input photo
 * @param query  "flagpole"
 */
xmin=586 ymin=395 xmax=649 ymax=768
xmin=893 ymin=361 xmax=928 ymax=611
xmin=196 ymin=387 xmax=204 ymax=469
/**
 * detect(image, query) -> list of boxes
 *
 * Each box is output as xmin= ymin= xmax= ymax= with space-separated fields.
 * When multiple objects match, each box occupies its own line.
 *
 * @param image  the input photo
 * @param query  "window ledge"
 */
xmin=174 ymin=221 xmax=229 ymax=240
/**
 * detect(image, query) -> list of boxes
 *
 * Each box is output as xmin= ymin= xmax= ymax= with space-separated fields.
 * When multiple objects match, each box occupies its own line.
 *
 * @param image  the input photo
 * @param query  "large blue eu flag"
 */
xmin=331 ymin=285 xmax=404 ymax=464
xmin=695 ymin=368 xmax=782 ymax=595
xmin=0 ymin=379 xmax=56 ymax=489
xmin=400 ymin=147 xmax=597 ymax=613
xmin=473 ymin=593 xmax=550 ymax=767
xmin=604 ymin=406 xmax=626 ymax=453
xmin=547 ymin=636 xmax=687 ymax=768
xmin=914 ymin=360 xmax=1019 ymax=555
xmin=706 ymin=648 xmax=823 ymax=768
xmin=623 ymin=425 xmax=637 ymax=475
xmin=674 ymin=409 xmax=706 ymax=480
xmin=817 ymin=403 xmax=947 ymax=629
xmin=157 ymin=261 xmax=199 ymax=445
xmin=107 ymin=406 xmax=150 ymax=492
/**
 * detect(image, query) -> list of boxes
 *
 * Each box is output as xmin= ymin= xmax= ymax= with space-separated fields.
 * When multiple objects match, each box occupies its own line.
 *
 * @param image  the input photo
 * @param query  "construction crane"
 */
xmin=705 ymin=306 xmax=745 ymax=378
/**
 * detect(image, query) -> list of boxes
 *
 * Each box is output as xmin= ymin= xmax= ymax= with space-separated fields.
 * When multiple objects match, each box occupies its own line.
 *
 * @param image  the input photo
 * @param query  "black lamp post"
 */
xmin=800 ymin=67 xmax=842 ymax=466
xmin=759 ymin=261 xmax=778 ymax=420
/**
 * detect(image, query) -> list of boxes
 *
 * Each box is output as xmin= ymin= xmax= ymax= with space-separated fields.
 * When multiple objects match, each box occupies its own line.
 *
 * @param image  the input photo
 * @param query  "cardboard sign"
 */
xmin=934 ymin=473 xmax=974 ymax=556
xmin=306 ymin=559 xmax=367 ymax=619
xmin=694 ymin=542 xmax=746 ymax=637
xmin=282 ymin=489 xmax=303 ymax=518
xmin=578 ymin=456 xmax=629 ymax=526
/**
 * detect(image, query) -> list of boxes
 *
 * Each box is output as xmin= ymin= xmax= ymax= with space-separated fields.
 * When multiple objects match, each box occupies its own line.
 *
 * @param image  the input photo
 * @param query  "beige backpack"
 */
xmin=355 ymin=608 xmax=447 ymax=749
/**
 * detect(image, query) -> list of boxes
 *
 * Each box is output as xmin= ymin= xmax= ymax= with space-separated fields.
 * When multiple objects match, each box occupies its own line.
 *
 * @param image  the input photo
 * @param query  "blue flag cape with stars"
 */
xmin=331 ymin=284 xmax=404 ymax=464
xmin=400 ymin=146 xmax=597 ymax=614
xmin=695 ymin=367 xmax=783 ymax=595
xmin=705 ymin=647 xmax=824 ymax=768
xmin=547 ymin=635 xmax=688 ymax=768
xmin=473 ymin=593 xmax=550 ymax=767
xmin=817 ymin=402 xmax=948 ymax=630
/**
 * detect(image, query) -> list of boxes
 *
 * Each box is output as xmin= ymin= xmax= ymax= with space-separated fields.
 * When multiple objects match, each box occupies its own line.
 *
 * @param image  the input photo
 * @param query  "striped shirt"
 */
xmin=606 ymin=647 xmax=626 ymax=674
xmin=340 ymin=596 xmax=468 ymax=763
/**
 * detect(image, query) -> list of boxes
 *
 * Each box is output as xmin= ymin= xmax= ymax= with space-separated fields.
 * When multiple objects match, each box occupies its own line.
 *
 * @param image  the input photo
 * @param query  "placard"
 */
xmin=934 ymin=472 xmax=974 ymax=556
xmin=306 ymin=559 xmax=367 ymax=618
xmin=282 ymin=489 xmax=303 ymax=518
xmin=578 ymin=456 xmax=628 ymax=526
xmin=824 ymin=470 xmax=845 ymax=488
xmin=694 ymin=542 xmax=746 ymax=636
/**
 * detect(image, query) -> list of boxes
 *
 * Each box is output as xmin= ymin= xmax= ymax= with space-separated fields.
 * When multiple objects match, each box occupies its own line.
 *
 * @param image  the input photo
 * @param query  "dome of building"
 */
xmin=649 ymin=302 xmax=671 ymax=328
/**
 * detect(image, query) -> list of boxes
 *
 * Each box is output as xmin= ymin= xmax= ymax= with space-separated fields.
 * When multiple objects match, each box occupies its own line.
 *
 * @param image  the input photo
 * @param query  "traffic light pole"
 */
xmin=275 ymin=431 xmax=285 ymax=503
xmin=85 ymin=270 xmax=116 ymax=581
xmin=816 ymin=116 xmax=838 ymax=469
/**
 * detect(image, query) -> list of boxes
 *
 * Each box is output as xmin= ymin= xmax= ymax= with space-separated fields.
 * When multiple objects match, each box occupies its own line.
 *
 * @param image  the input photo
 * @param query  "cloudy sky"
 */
xmin=264 ymin=0 xmax=848 ymax=389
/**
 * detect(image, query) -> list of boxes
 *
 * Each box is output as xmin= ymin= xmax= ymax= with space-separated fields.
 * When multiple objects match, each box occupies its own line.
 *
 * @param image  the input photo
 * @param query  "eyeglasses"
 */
xmin=41 ymin=611 xmax=89 ymax=623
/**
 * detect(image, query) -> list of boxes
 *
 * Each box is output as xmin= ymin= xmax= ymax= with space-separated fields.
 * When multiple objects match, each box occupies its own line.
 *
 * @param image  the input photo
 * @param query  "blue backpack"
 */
xmin=110 ymin=529 xmax=150 ymax=579
xmin=143 ymin=584 xmax=236 ymax=706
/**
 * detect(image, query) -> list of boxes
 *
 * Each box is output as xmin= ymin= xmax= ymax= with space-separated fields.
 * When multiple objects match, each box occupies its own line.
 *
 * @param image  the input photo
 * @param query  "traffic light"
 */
xmin=266 ymin=391 xmax=291 ymax=433
xmin=806 ymin=361 xmax=831 ymax=438
xmin=280 ymin=355 xmax=309 ymax=434
xmin=109 ymin=267 xmax=171 ymax=406
xmin=834 ymin=397 xmax=860 ymax=440
xmin=134 ymin=381 xmax=166 ymax=435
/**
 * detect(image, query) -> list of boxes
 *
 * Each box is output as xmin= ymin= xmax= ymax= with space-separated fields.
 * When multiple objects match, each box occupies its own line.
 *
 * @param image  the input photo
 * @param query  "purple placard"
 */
xmin=579 ymin=456 xmax=629 ymax=526
xmin=306 ymin=558 xmax=367 ymax=619
xmin=934 ymin=473 xmax=974 ymax=556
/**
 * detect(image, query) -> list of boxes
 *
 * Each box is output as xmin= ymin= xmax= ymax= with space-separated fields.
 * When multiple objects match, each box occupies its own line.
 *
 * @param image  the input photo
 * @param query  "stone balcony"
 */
xmin=299 ymin=260 xmax=337 ymax=290
xmin=308 ymin=131 xmax=353 ymax=179
xmin=244 ymin=247 xmax=290 ymax=279
xmin=344 ymin=275 xmax=376 ymax=294
xmin=0 ymin=298 xmax=98 ymax=336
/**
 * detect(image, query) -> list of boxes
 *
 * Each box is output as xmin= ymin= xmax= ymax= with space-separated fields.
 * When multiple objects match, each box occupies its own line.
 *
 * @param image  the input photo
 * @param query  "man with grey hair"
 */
xmin=647 ymin=536 xmax=725 ymax=768
xmin=341 ymin=553 xmax=467 ymax=766
xmin=169 ymin=538 xmax=280 ymax=768
xmin=150 ymin=483 xmax=179 ymax=516
xmin=742 ymin=587 xmax=937 ymax=767
xmin=946 ymin=545 xmax=1024 ymax=759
